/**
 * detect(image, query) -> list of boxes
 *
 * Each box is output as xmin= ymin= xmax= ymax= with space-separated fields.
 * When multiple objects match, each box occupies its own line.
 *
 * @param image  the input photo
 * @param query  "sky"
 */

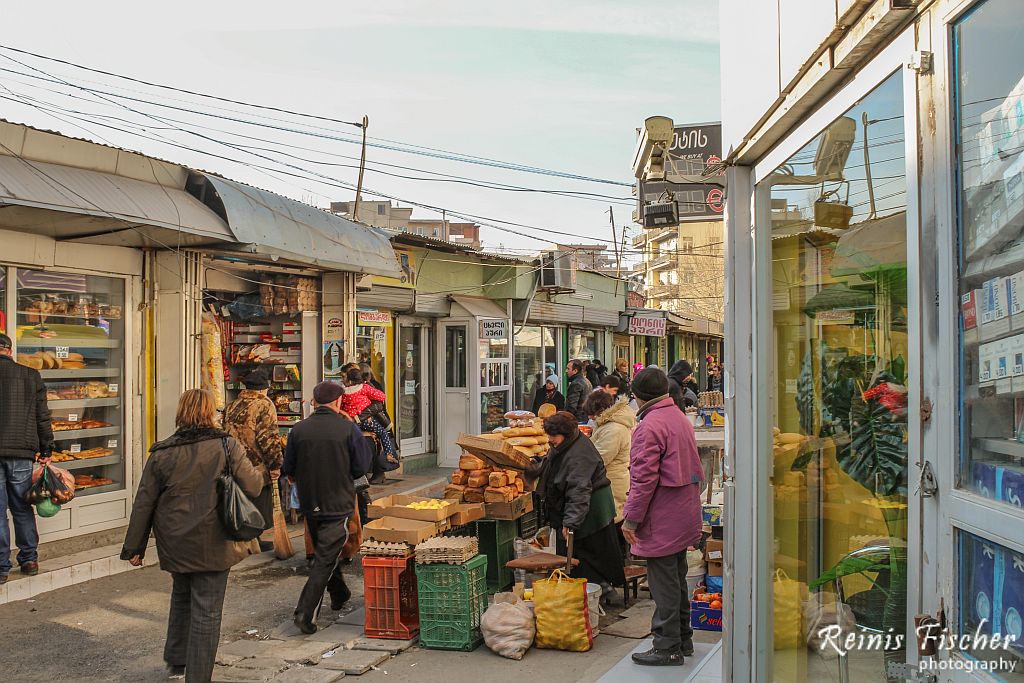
xmin=0 ymin=1 xmax=721 ymax=252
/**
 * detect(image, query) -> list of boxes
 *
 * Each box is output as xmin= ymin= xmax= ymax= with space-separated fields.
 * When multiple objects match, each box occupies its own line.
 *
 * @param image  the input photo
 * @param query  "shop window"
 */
xmin=762 ymin=72 xmax=908 ymax=678
xmin=568 ymin=328 xmax=596 ymax=361
xmin=0 ymin=267 xmax=6 ymax=332
xmin=445 ymin=326 xmax=467 ymax=388
xmin=514 ymin=326 xmax=558 ymax=410
xmin=681 ymin=236 xmax=694 ymax=253
xmin=955 ymin=0 xmax=1024 ymax=511
xmin=958 ymin=531 xmax=1024 ymax=677
xmin=15 ymin=269 xmax=126 ymax=497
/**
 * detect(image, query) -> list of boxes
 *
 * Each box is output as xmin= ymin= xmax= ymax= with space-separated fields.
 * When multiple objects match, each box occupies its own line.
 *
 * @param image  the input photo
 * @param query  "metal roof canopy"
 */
xmin=195 ymin=174 xmax=400 ymax=278
xmin=450 ymin=295 xmax=507 ymax=319
xmin=0 ymin=153 xmax=232 ymax=246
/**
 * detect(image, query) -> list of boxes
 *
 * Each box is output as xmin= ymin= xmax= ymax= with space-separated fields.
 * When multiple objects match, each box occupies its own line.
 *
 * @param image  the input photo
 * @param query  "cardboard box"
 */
xmin=691 ymin=601 xmax=723 ymax=631
xmin=449 ymin=503 xmax=486 ymax=527
xmin=457 ymin=433 xmax=532 ymax=470
xmin=368 ymin=495 xmax=457 ymax=523
xmin=963 ymin=289 xmax=981 ymax=330
xmin=702 ymin=504 xmax=723 ymax=526
xmin=705 ymin=538 xmax=724 ymax=563
xmin=484 ymin=492 xmax=534 ymax=520
xmin=362 ymin=517 xmax=440 ymax=545
xmin=706 ymin=560 xmax=723 ymax=577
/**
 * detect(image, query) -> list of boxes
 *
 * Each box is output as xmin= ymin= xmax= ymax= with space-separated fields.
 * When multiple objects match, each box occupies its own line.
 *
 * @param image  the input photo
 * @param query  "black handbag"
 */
xmin=358 ymin=400 xmax=392 ymax=430
xmin=217 ymin=438 xmax=265 ymax=541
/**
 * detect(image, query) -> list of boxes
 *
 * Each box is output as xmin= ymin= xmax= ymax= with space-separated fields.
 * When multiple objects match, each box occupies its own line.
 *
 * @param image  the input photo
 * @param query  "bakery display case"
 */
xmin=14 ymin=269 xmax=125 ymax=496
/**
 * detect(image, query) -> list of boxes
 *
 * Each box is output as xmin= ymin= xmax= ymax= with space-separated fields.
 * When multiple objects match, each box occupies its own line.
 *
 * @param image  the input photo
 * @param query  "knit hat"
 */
xmin=313 ymin=380 xmax=345 ymax=405
xmin=242 ymin=368 xmax=271 ymax=390
xmin=0 ymin=333 xmax=10 ymax=349
xmin=546 ymin=374 xmax=560 ymax=386
xmin=632 ymin=367 xmax=669 ymax=402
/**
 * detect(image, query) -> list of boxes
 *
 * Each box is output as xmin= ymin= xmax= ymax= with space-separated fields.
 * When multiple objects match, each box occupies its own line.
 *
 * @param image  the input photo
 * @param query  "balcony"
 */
xmin=650 ymin=253 xmax=677 ymax=270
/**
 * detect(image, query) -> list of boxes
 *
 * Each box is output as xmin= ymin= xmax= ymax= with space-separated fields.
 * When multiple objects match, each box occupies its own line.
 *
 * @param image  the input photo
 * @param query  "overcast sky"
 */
xmin=1 ymin=1 xmax=720 ymax=251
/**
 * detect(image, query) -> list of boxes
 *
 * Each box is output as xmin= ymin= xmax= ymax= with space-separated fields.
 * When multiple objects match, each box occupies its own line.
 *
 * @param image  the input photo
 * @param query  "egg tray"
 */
xmin=415 ymin=536 xmax=479 ymax=565
xmin=359 ymin=540 xmax=413 ymax=558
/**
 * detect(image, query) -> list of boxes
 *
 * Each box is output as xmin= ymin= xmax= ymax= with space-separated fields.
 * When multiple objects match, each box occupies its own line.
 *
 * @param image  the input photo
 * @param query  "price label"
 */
xmin=107 ymin=440 xmax=118 ymax=449
xmin=68 ymin=413 xmax=79 ymax=422
xmin=69 ymin=444 xmax=81 ymax=454
xmin=55 ymin=346 xmax=70 ymax=359
xmin=108 ymin=383 xmax=119 ymax=394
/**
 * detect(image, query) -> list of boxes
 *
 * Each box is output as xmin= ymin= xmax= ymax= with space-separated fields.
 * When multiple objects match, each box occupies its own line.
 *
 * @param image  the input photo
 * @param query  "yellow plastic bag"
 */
xmin=773 ymin=569 xmax=807 ymax=650
xmin=532 ymin=569 xmax=593 ymax=652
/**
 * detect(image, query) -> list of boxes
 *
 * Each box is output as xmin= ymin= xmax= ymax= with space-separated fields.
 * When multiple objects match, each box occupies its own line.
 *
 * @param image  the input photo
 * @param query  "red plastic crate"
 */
xmin=363 ymin=555 xmax=420 ymax=640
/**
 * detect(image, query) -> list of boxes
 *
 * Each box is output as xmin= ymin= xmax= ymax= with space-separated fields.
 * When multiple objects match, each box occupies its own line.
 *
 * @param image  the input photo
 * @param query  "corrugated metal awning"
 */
xmin=582 ymin=307 xmax=620 ymax=327
xmin=450 ymin=295 xmax=507 ymax=319
xmin=197 ymin=174 xmax=400 ymax=278
xmin=0 ymin=153 xmax=232 ymax=246
xmin=356 ymin=285 xmax=415 ymax=312
xmin=414 ymin=292 xmax=451 ymax=317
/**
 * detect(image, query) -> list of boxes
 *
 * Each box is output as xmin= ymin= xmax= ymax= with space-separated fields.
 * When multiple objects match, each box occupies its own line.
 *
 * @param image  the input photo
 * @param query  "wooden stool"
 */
xmin=623 ymin=564 xmax=647 ymax=606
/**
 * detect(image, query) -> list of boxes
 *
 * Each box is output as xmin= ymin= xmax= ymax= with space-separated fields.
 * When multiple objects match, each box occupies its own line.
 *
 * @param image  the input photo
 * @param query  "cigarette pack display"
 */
xmin=963 ymin=289 xmax=981 ymax=330
xmin=1000 ymin=463 xmax=1024 ymax=508
xmin=972 ymin=461 xmax=999 ymax=499
xmin=984 ymin=277 xmax=1009 ymax=323
xmin=968 ymin=537 xmax=997 ymax=638
xmin=995 ymin=337 xmax=1012 ymax=380
xmin=979 ymin=342 xmax=994 ymax=383
xmin=999 ymin=547 xmax=1024 ymax=655
xmin=1012 ymin=335 xmax=1024 ymax=377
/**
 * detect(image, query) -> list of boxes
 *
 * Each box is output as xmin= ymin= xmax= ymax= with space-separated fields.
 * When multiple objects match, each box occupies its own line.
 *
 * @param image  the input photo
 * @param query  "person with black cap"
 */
xmin=282 ymin=381 xmax=373 ymax=634
xmin=622 ymin=367 xmax=704 ymax=667
xmin=667 ymin=360 xmax=699 ymax=411
xmin=0 ymin=332 xmax=53 ymax=583
xmin=223 ymin=368 xmax=283 ymax=552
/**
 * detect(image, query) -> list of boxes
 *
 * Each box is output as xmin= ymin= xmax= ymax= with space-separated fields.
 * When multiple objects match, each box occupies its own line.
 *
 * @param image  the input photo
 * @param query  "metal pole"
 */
xmin=861 ymin=112 xmax=876 ymax=219
xmin=352 ymin=114 xmax=369 ymax=221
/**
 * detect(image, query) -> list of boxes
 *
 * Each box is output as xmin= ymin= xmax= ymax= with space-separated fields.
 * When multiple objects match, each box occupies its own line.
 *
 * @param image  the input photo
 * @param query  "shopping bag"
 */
xmin=773 ymin=569 xmax=807 ymax=650
xmin=46 ymin=464 xmax=76 ymax=504
xmin=217 ymin=438 xmax=265 ymax=541
xmin=532 ymin=568 xmax=593 ymax=652
xmin=25 ymin=465 xmax=52 ymax=505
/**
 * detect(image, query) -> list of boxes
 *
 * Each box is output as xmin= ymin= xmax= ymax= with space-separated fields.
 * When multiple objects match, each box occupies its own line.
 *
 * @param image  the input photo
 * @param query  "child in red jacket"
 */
xmin=342 ymin=367 xmax=398 ymax=472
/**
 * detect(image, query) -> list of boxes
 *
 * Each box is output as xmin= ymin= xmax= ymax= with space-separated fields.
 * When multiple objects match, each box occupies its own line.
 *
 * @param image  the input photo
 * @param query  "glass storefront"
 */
xmin=478 ymin=318 xmax=511 ymax=431
xmin=14 ymin=268 xmax=126 ymax=496
xmin=568 ymin=328 xmax=596 ymax=361
xmin=398 ymin=326 xmax=422 ymax=441
xmin=763 ymin=72 xmax=908 ymax=679
xmin=356 ymin=310 xmax=393 ymax=417
xmin=513 ymin=325 xmax=559 ymax=410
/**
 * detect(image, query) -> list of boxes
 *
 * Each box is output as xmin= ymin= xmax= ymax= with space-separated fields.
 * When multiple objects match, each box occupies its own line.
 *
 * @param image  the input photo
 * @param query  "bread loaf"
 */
xmin=484 ymin=486 xmax=516 ymax=503
xmin=459 ymin=453 xmax=487 ymax=470
xmin=463 ymin=487 xmax=486 ymax=503
xmin=506 ymin=437 xmax=539 ymax=447
xmin=530 ymin=444 xmax=548 ymax=455
xmin=488 ymin=472 xmax=509 ymax=488
xmin=466 ymin=470 xmax=492 ymax=488
xmin=451 ymin=470 xmax=467 ymax=486
xmin=513 ymin=446 xmax=534 ymax=459
xmin=514 ymin=478 xmax=525 ymax=494
xmin=444 ymin=484 xmax=466 ymax=500
xmin=535 ymin=433 xmax=549 ymax=444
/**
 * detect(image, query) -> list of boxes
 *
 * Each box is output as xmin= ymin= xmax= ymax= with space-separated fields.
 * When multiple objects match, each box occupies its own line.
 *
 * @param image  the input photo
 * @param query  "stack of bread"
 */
xmin=493 ymin=410 xmax=550 ymax=459
xmin=444 ymin=453 xmax=527 ymax=504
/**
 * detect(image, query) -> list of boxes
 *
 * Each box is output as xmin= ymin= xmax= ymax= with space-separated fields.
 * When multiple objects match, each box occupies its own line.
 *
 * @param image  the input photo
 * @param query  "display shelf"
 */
xmin=963 ymin=241 xmax=1024 ymax=285
xmin=39 ymin=368 xmax=119 ymax=379
xmin=52 ymin=426 xmax=120 ymax=441
xmin=75 ymin=482 xmax=122 ymax=496
xmin=974 ymin=438 xmax=1024 ymax=459
xmin=57 ymin=454 xmax=122 ymax=470
xmin=17 ymin=338 xmax=120 ymax=348
xmin=46 ymin=397 xmax=121 ymax=409
xmin=15 ymin=311 xmax=122 ymax=321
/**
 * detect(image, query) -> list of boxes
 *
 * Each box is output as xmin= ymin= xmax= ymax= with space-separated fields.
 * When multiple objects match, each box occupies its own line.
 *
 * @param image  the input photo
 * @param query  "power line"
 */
xmin=0 ymin=45 xmax=631 ymax=187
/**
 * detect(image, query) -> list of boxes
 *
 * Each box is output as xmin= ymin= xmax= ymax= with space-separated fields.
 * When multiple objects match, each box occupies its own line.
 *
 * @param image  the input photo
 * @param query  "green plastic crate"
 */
xmin=475 ymin=519 xmax=516 ymax=593
xmin=416 ymin=554 xmax=488 ymax=651
xmin=475 ymin=518 xmax=518 ymax=545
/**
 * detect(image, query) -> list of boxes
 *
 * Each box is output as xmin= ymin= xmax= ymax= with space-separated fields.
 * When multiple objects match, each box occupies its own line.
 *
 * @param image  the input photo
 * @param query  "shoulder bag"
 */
xmin=217 ymin=437 xmax=265 ymax=541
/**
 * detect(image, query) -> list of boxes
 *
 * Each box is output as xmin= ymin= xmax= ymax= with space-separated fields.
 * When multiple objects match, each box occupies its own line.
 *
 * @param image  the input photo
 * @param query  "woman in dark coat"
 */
xmin=667 ymin=360 xmax=699 ymax=411
xmin=531 ymin=374 xmax=566 ymax=415
xmin=122 ymin=389 xmax=263 ymax=683
xmin=528 ymin=411 xmax=626 ymax=593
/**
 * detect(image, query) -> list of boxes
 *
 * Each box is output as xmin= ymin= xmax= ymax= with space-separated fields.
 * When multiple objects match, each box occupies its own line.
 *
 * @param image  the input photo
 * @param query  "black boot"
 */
xmin=293 ymin=612 xmax=317 ymax=635
xmin=166 ymin=664 xmax=185 ymax=679
xmin=632 ymin=647 xmax=684 ymax=666
xmin=330 ymin=582 xmax=352 ymax=610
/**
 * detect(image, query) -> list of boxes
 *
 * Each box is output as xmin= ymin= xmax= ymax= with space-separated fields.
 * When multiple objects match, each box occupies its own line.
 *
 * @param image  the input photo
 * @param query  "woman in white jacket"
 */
xmin=583 ymin=390 xmax=635 ymax=524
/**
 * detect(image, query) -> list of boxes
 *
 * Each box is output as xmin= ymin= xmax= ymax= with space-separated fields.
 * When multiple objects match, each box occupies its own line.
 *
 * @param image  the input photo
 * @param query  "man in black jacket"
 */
xmin=283 ymin=381 xmax=373 ymax=633
xmin=0 ymin=333 xmax=53 ymax=583
xmin=564 ymin=359 xmax=593 ymax=421
xmin=667 ymin=360 xmax=699 ymax=411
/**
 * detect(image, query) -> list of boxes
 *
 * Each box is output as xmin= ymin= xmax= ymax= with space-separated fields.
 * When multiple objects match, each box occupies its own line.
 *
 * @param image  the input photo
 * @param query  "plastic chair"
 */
xmin=833 ymin=543 xmax=891 ymax=683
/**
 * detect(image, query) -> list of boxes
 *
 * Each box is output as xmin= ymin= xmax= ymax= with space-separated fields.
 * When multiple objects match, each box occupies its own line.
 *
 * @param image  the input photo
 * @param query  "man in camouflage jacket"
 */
xmin=224 ymin=369 xmax=282 ymax=535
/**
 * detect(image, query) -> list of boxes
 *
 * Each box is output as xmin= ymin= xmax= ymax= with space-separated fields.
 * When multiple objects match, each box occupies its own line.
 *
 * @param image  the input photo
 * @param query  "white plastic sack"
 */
xmin=481 ymin=596 xmax=536 ymax=660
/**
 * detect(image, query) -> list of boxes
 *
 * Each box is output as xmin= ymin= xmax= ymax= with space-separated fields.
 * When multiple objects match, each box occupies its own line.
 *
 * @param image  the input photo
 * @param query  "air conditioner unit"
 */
xmin=539 ymin=250 xmax=577 ymax=292
xmin=643 ymin=201 xmax=679 ymax=228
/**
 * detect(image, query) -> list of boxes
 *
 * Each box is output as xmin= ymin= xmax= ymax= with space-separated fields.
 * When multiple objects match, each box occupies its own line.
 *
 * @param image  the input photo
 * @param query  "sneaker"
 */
xmin=20 ymin=562 xmax=39 ymax=576
xmin=166 ymin=664 xmax=185 ymax=679
xmin=293 ymin=612 xmax=317 ymax=635
xmin=632 ymin=647 xmax=684 ymax=666
xmin=681 ymin=639 xmax=694 ymax=657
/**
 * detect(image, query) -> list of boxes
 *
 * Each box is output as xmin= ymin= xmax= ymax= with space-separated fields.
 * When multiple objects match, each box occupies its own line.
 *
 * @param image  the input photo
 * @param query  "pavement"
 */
xmin=0 ymin=467 xmax=723 ymax=681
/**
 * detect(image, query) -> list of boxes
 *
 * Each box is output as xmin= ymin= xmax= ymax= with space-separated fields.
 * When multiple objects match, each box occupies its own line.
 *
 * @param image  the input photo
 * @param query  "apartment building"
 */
xmin=330 ymin=200 xmax=481 ymax=249
xmin=632 ymin=219 xmax=723 ymax=322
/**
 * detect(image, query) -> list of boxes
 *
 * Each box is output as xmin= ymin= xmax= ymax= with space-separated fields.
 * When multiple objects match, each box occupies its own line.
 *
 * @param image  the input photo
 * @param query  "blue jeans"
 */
xmin=0 ymin=458 xmax=39 ymax=575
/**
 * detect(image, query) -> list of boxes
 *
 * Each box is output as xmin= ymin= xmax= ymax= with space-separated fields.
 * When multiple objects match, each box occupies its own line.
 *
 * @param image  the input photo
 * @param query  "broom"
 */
xmin=271 ymin=481 xmax=294 ymax=560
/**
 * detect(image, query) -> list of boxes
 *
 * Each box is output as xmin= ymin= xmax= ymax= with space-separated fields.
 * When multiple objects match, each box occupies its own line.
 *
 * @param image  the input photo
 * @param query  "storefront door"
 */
xmin=438 ymin=321 xmax=469 ymax=467
xmin=397 ymin=321 xmax=430 ymax=456
xmin=745 ymin=28 xmax=925 ymax=681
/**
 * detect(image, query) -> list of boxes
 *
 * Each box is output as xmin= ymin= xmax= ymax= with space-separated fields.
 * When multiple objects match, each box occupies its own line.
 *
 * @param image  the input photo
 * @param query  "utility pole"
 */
xmin=608 ymin=205 xmax=621 ymax=278
xmin=352 ymin=114 xmax=369 ymax=221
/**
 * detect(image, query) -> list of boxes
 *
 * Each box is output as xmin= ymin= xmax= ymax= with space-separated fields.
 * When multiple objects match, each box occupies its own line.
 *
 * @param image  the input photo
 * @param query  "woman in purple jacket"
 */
xmin=622 ymin=368 xmax=705 ymax=667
